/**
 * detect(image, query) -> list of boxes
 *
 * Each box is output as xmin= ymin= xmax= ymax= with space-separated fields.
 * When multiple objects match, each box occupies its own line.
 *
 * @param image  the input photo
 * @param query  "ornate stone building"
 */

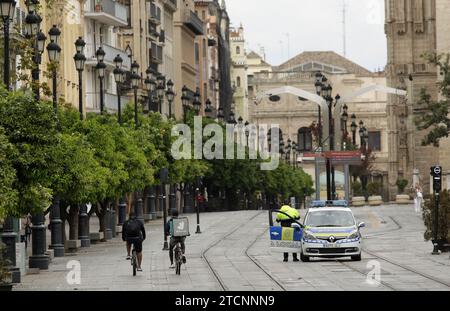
xmin=251 ymin=51 xmax=392 ymax=200
xmin=384 ymin=0 xmax=450 ymax=196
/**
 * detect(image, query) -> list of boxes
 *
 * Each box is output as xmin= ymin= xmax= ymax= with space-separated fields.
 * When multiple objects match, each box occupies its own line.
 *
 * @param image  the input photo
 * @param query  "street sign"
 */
xmin=300 ymin=151 xmax=362 ymax=165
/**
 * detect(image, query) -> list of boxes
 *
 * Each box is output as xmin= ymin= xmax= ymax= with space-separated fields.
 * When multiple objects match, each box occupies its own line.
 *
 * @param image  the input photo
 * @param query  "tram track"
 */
xmin=202 ymin=210 xmax=288 ymax=291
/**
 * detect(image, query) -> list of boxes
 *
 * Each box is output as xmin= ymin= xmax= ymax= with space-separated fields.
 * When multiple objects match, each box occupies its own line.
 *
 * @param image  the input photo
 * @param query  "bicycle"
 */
xmin=131 ymin=246 xmax=137 ymax=276
xmin=174 ymin=241 xmax=183 ymax=275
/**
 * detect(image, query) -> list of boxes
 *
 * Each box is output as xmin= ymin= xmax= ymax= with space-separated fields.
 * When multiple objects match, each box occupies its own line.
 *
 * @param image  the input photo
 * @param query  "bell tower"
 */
xmin=385 ymin=0 xmax=437 ymax=196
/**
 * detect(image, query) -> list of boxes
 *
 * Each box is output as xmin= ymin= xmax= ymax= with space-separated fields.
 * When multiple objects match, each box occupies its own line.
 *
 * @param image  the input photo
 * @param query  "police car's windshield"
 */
xmin=305 ymin=210 xmax=355 ymax=227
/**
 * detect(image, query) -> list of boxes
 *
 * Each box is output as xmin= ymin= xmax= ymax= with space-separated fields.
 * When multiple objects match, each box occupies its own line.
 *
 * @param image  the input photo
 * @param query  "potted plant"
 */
xmin=0 ymin=242 xmax=13 ymax=291
xmin=351 ymin=181 xmax=365 ymax=207
xmin=367 ymin=182 xmax=383 ymax=206
xmin=396 ymin=178 xmax=410 ymax=204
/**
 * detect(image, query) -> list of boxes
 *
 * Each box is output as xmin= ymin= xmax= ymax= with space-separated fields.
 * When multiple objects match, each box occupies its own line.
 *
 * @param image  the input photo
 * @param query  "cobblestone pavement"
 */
xmin=14 ymin=204 xmax=450 ymax=291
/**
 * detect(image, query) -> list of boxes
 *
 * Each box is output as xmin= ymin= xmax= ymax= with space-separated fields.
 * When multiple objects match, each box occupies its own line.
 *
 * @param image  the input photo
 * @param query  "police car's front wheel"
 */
xmin=300 ymin=253 xmax=310 ymax=262
xmin=351 ymin=254 xmax=361 ymax=261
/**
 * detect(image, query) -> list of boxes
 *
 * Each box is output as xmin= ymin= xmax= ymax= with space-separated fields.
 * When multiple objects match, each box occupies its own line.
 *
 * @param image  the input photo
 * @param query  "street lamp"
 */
xmin=350 ymin=113 xmax=357 ymax=145
xmin=145 ymin=67 xmax=156 ymax=112
xmin=96 ymin=52 xmax=106 ymax=114
xmin=0 ymin=0 xmax=16 ymax=89
xmin=74 ymin=37 xmax=86 ymax=120
xmin=46 ymin=39 xmax=61 ymax=113
xmin=156 ymin=74 xmax=165 ymax=114
xmin=48 ymin=24 xmax=60 ymax=44
xmin=131 ymin=68 xmax=141 ymax=129
xmin=341 ymin=103 xmax=348 ymax=147
xmin=228 ymin=110 xmax=236 ymax=125
xmin=113 ymin=54 xmax=124 ymax=125
xmin=204 ymin=98 xmax=212 ymax=117
xmin=245 ymin=121 xmax=250 ymax=146
xmin=181 ymin=85 xmax=190 ymax=122
xmin=217 ymin=107 xmax=224 ymax=123
xmin=193 ymin=87 xmax=201 ymax=116
xmin=166 ymin=79 xmax=175 ymax=118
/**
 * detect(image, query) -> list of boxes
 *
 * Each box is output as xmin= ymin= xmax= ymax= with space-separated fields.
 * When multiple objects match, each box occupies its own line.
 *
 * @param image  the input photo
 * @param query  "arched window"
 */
xmin=236 ymin=46 xmax=240 ymax=54
xmin=236 ymin=76 xmax=241 ymax=87
xmin=297 ymin=127 xmax=312 ymax=151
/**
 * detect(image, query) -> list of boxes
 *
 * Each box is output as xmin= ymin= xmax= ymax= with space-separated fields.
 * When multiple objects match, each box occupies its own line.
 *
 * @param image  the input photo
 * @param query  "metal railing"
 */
xmin=85 ymin=0 xmax=128 ymax=23
xmin=85 ymin=43 xmax=131 ymax=69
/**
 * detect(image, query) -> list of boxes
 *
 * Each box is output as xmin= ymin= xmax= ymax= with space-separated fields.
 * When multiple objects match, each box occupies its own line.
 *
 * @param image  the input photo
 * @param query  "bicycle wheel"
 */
xmin=132 ymin=249 xmax=137 ymax=276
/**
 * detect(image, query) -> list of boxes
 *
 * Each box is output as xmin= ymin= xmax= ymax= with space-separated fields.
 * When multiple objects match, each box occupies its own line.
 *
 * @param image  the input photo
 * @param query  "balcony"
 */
xmin=183 ymin=9 xmax=204 ymax=36
xmin=149 ymin=3 xmax=161 ymax=25
xmin=163 ymin=0 xmax=177 ymax=12
xmin=85 ymin=43 xmax=131 ymax=70
xmin=151 ymin=42 xmax=163 ymax=64
xmin=86 ymin=92 xmax=131 ymax=113
xmin=84 ymin=0 xmax=128 ymax=27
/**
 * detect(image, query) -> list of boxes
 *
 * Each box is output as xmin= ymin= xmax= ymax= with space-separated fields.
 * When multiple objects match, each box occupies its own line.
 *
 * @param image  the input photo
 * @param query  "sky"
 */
xmin=225 ymin=0 xmax=387 ymax=72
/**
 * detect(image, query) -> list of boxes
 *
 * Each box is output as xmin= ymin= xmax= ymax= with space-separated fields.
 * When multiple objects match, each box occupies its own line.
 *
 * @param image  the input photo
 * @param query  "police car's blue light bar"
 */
xmin=310 ymin=200 xmax=349 ymax=208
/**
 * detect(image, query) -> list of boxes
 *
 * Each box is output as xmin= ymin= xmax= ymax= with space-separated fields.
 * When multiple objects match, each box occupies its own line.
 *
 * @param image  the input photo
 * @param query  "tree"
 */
xmin=0 ymin=127 xmax=18 ymax=221
xmin=0 ymin=88 xmax=57 ymax=216
xmin=415 ymin=53 xmax=450 ymax=146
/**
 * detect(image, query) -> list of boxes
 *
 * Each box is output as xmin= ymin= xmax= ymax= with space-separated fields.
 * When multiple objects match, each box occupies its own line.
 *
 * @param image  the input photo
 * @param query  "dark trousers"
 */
xmin=169 ymin=237 xmax=186 ymax=264
xmin=284 ymin=252 xmax=298 ymax=260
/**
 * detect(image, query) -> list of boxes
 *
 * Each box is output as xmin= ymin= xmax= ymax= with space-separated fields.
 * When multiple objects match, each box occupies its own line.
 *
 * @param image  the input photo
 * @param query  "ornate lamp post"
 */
xmin=131 ymin=61 xmax=141 ymax=129
xmin=350 ymin=113 xmax=357 ymax=145
xmin=144 ymin=67 xmax=156 ymax=112
xmin=341 ymin=103 xmax=348 ymax=148
xmin=228 ymin=110 xmax=236 ymax=125
xmin=204 ymin=98 xmax=212 ymax=118
xmin=217 ymin=106 xmax=224 ymax=123
xmin=74 ymin=37 xmax=86 ymax=120
xmin=0 ymin=0 xmax=16 ymax=89
xmin=25 ymin=6 xmax=44 ymax=100
xmin=156 ymin=74 xmax=165 ymax=114
xmin=193 ymin=87 xmax=201 ymax=116
xmin=195 ymin=176 xmax=202 ymax=234
xmin=96 ymin=47 xmax=106 ymax=114
xmin=46 ymin=37 xmax=61 ymax=113
xmin=166 ymin=79 xmax=175 ymax=118
xmin=113 ymin=54 xmax=124 ymax=124
xmin=245 ymin=121 xmax=250 ymax=147
xmin=181 ymin=85 xmax=190 ymax=123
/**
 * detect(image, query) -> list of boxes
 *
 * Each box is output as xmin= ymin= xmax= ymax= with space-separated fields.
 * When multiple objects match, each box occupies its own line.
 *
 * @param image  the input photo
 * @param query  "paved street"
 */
xmin=14 ymin=204 xmax=450 ymax=291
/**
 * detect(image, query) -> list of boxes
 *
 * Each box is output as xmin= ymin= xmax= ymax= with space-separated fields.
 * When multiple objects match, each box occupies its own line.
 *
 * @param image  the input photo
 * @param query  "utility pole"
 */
xmin=342 ymin=0 xmax=347 ymax=57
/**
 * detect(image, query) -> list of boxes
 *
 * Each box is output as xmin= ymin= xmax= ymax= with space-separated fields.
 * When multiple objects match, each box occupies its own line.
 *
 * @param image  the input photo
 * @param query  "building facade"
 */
xmin=230 ymin=25 xmax=248 ymax=120
xmin=384 ymin=0 xmax=450 ymax=195
xmin=251 ymin=51 xmax=391 ymax=200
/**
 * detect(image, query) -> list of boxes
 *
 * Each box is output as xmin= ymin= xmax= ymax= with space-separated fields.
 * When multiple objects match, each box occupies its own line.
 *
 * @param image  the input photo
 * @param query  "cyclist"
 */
xmin=165 ymin=209 xmax=186 ymax=269
xmin=122 ymin=210 xmax=146 ymax=272
xmin=276 ymin=199 xmax=300 ymax=262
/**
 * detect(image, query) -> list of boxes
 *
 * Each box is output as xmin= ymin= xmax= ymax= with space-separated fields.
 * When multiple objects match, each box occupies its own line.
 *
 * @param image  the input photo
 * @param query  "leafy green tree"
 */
xmin=0 ymin=88 xmax=57 ymax=216
xmin=0 ymin=127 xmax=18 ymax=221
xmin=415 ymin=53 xmax=450 ymax=146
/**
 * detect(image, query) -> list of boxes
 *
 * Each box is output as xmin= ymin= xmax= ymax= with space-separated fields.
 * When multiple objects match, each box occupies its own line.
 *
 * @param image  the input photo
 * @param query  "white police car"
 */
xmin=300 ymin=202 xmax=365 ymax=262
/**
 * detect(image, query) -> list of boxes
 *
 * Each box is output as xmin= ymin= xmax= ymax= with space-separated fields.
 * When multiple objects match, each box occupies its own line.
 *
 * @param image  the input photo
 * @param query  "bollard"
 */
xmin=118 ymin=197 xmax=127 ymax=226
xmin=29 ymin=214 xmax=49 ymax=270
xmin=49 ymin=197 xmax=65 ymax=256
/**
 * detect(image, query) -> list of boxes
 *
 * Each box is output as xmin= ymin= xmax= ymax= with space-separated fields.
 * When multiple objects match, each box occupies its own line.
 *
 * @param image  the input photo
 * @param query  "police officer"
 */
xmin=276 ymin=200 xmax=300 ymax=262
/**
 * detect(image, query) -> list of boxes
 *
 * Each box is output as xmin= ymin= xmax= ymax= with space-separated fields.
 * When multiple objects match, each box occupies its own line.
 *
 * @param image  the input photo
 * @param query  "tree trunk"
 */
xmin=68 ymin=205 xmax=80 ymax=240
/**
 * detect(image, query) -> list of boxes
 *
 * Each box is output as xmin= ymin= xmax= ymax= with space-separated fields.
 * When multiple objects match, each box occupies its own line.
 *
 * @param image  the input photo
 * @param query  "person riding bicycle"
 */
xmin=122 ymin=210 xmax=146 ymax=272
xmin=276 ymin=199 xmax=300 ymax=262
xmin=165 ymin=209 xmax=187 ymax=269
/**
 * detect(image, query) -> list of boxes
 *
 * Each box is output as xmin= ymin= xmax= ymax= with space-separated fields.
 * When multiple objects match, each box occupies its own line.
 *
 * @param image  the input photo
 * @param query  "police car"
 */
xmin=300 ymin=200 xmax=365 ymax=262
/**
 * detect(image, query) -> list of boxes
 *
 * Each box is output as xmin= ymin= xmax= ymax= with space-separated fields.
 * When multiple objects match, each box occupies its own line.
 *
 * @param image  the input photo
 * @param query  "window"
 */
xmin=368 ymin=131 xmax=381 ymax=151
xmin=236 ymin=76 xmax=241 ymax=87
xmin=297 ymin=127 xmax=312 ymax=152
xmin=194 ymin=42 xmax=199 ymax=65
xmin=236 ymin=46 xmax=240 ymax=55
xmin=202 ymin=10 xmax=206 ymax=20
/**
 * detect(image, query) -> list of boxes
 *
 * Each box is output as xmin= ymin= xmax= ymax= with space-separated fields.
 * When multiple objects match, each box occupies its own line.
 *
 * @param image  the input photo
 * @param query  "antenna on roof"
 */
xmin=342 ymin=0 xmax=347 ymax=57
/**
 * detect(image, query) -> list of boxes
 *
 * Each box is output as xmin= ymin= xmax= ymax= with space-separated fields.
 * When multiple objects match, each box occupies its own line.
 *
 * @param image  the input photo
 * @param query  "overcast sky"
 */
xmin=225 ymin=0 xmax=386 ymax=72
